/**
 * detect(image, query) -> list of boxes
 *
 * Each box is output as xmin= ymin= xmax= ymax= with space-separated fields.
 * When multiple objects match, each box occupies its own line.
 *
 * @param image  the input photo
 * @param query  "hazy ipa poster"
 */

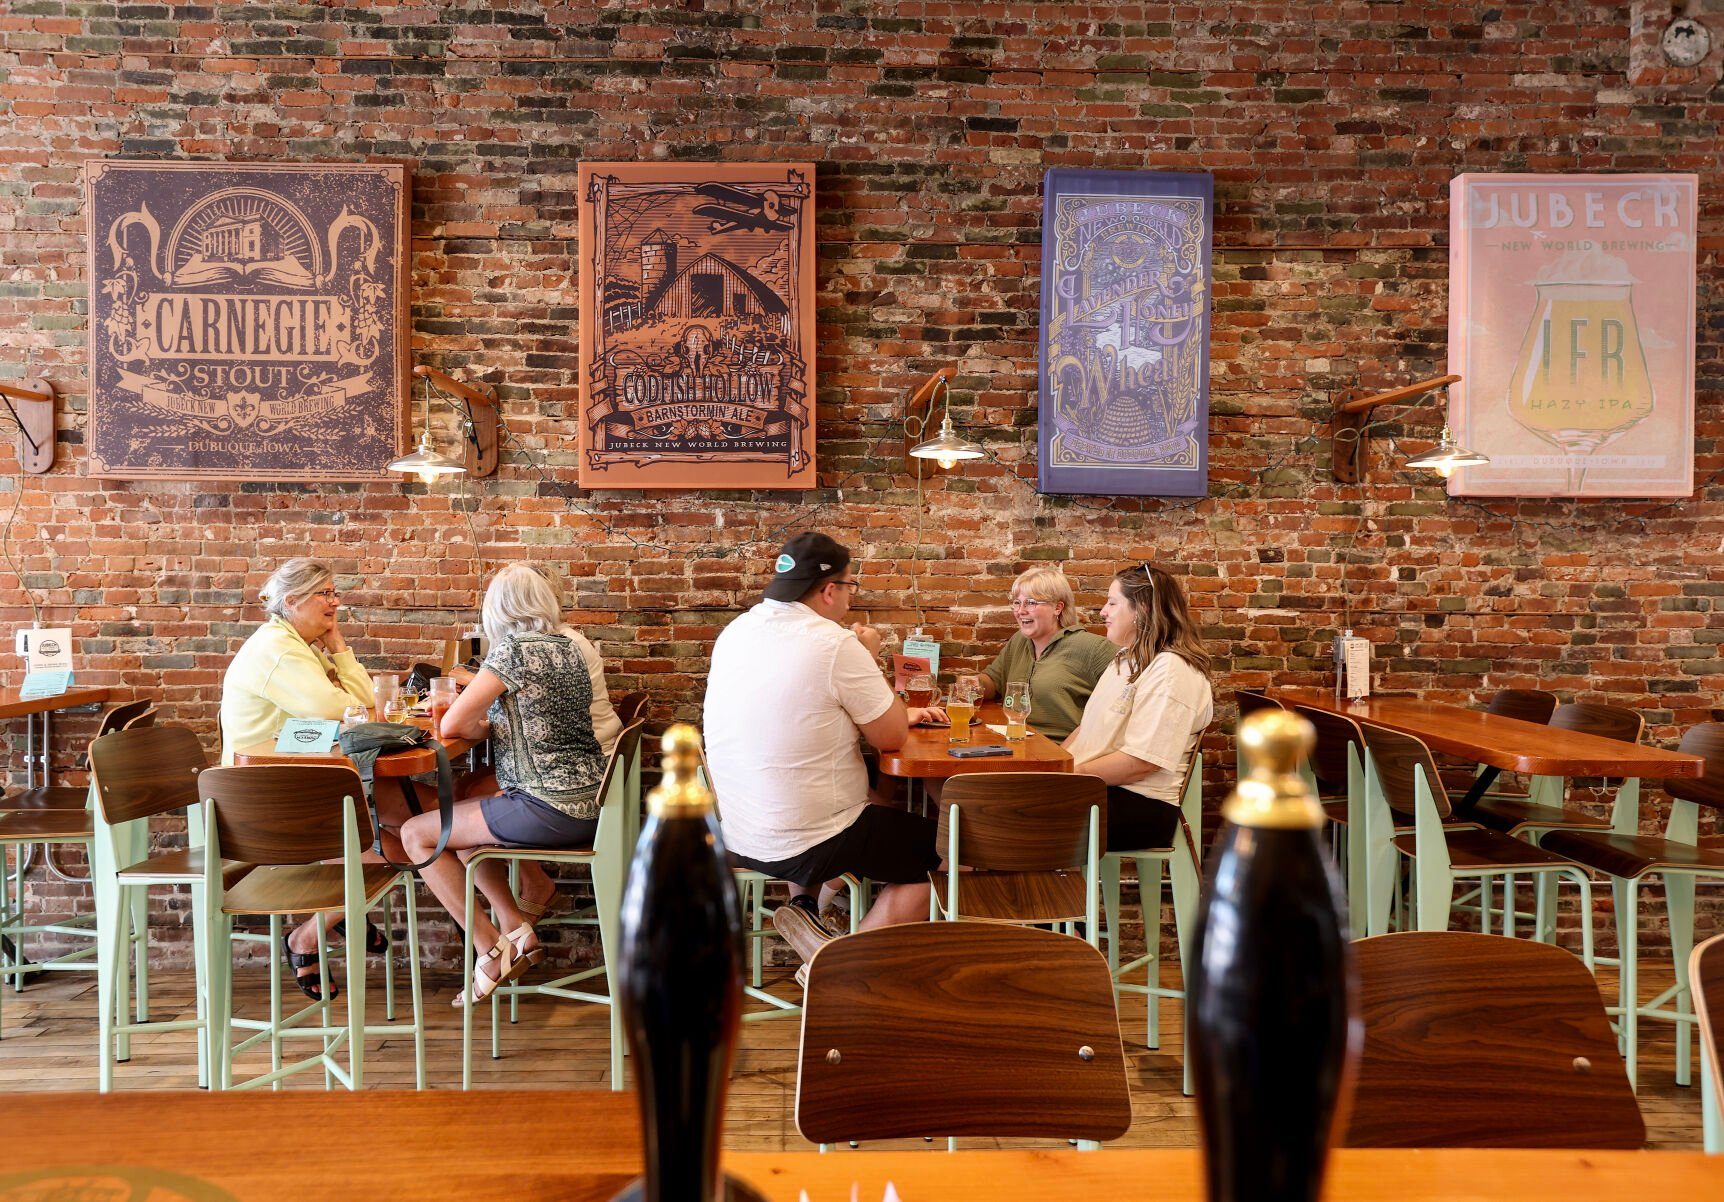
xmin=85 ymin=161 xmax=410 ymax=480
xmin=1038 ymin=169 xmax=1212 ymax=497
xmin=1448 ymin=173 xmax=1696 ymax=497
xmin=578 ymin=163 xmax=816 ymax=490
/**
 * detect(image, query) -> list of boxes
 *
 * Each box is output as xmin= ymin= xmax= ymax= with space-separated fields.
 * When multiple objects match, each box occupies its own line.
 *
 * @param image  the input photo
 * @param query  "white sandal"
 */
xmin=453 ymin=934 xmax=515 ymax=1009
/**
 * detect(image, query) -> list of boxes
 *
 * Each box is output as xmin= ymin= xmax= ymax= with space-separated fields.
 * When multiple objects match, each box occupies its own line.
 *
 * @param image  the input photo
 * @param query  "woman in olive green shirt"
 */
xmin=961 ymin=568 xmax=1116 ymax=739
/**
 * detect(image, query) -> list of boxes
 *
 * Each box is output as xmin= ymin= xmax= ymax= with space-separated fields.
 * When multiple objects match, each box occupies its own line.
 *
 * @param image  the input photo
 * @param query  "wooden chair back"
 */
xmin=1691 ymin=932 xmax=1724 ymax=1137
xmin=88 ymin=725 xmax=210 ymax=826
xmin=796 ymin=922 xmax=1131 ymax=1143
xmin=1358 ymin=722 xmax=1449 ymax=819
xmin=1235 ymin=688 xmax=1281 ymax=723
xmin=1293 ymin=704 xmax=1363 ymax=797
xmin=613 ymin=690 xmax=649 ymax=727
xmin=1346 ymin=931 xmax=1644 ymax=1148
xmin=122 ymin=707 xmax=158 ymax=730
xmin=197 ymin=764 xmax=372 ymax=865
xmin=1549 ymin=702 xmax=1643 ymax=745
xmin=936 ymin=773 xmax=1105 ymax=872
xmin=1663 ymin=722 xmax=1724 ymax=812
xmin=595 ymin=718 xmax=647 ymax=809
xmin=100 ymin=699 xmax=154 ymax=735
xmin=1484 ymin=688 xmax=1558 ymax=725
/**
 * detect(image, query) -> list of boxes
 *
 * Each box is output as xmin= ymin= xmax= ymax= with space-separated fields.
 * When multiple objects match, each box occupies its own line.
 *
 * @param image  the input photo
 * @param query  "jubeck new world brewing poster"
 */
xmin=1448 ymin=173 xmax=1697 ymax=498
xmin=577 ymin=162 xmax=816 ymax=490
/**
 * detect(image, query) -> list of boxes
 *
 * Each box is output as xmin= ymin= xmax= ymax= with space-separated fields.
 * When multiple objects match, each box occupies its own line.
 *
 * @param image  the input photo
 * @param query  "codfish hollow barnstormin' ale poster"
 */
xmin=578 ymin=162 xmax=816 ymax=490
xmin=84 ymin=161 xmax=410 ymax=480
xmin=1038 ymin=169 xmax=1213 ymax=497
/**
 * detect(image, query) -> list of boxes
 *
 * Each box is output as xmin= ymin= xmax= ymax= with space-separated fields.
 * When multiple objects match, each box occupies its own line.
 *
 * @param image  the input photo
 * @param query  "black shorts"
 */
xmin=1105 ymin=785 xmax=1180 ymax=853
xmin=480 ymin=787 xmax=600 ymax=849
xmin=730 ymin=803 xmax=939 ymax=889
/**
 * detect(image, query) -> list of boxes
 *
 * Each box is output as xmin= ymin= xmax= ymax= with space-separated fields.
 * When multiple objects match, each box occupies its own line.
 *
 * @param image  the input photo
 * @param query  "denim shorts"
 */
xmin=479 ymin=787 xmax=600 ymax=850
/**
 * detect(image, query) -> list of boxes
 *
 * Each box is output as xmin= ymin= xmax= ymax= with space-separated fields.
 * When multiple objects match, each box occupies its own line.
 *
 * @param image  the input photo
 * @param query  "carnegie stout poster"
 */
xmin=1448 ymin=173 xmax=1696 ymax=498
xmin=85 ymin=161 xmax=409 ymax=480
xmin=1038 ymin=169 xmax=1213 ymax=497
xmin=578 ymin=162 xmax=816 ymax=490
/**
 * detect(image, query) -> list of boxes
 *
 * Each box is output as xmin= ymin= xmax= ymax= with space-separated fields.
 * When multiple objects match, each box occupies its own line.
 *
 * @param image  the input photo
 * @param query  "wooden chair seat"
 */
xmin=118 ymin=847 xmax=253 ymax=888
xmin=1540 ymin=829 xmax=1724 ymax=881
xmin=1320 ymin=798 xmax=1348 ymax=824
xmin=1469 ymin=795 xmax=1608 ymax=835
xmin=931 ymin=868 xmax=1087 ymax=924
xmin=1390 ymin=825 xmax=1580 ymax=872
xmin=220 ymin=862 xmax=400 ymax=917
xmin=0 ymin=809 xmax=92 ymax=841
xmin=1 ymin=784 xmax=91 ymax=811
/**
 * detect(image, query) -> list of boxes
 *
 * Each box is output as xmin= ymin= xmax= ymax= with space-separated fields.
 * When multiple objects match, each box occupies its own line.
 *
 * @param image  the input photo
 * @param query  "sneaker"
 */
xmin=772 ymin=901 xmax=838 ymax=967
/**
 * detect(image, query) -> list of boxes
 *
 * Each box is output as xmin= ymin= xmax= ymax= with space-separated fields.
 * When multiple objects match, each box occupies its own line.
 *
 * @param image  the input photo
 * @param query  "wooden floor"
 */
xmin=0 ymin=956 xmax=1705 ymax=1151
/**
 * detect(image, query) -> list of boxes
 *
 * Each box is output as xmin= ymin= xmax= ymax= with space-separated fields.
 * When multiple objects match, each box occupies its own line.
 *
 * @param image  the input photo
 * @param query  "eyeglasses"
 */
xmin=305 ymin=588 xmax=340 ymax=601
xmin=1009 ymin=598 xmax=1054 ymax=610
xmin=831 ymin=578 xmax=863 ymax=593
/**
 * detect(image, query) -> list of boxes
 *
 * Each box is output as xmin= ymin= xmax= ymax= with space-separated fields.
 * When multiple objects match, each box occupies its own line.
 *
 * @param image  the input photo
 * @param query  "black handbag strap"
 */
xmin=365 ymin=739 xmax=455 ymax=873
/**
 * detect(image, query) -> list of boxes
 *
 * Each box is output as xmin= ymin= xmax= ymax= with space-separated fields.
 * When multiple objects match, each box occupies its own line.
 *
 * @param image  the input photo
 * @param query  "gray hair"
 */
xmin=1010 ymin=567 xmax=1081 ymax=629
xmin=260 ymin=558 xmax=334 ymax=619
xmin=481 ymin=563 xmax=568 ymax=649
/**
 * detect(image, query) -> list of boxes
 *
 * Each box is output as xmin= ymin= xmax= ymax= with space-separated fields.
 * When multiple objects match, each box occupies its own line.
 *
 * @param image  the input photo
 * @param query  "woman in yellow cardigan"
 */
xmin=219 ymin=556 xmax=384 ymax=1001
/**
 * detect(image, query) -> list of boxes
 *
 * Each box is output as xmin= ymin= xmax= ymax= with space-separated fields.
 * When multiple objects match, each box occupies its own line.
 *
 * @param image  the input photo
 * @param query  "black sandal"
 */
xmin=332 ymin=918 xmax=389 ymax=955
xmin=281 ymin=933 xmax=339 ymax=1002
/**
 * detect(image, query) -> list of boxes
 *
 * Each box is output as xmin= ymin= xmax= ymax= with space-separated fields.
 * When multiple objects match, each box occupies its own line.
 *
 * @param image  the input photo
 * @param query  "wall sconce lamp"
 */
xmin=0 ymin=377 xmax=55 ymax=474
xmin=1331 ymin=372 xmax=1488 ymax=483
xmin=906 ymin=366 xmax=984 ymax=470
xmin=388 ymin=365 xmax=502 ymax=485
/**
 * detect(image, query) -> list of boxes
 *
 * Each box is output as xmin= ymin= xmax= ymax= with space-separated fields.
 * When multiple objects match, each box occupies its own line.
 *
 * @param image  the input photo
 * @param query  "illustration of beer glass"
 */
xmin=1506 ymin=276 xmax=1654 ymax=494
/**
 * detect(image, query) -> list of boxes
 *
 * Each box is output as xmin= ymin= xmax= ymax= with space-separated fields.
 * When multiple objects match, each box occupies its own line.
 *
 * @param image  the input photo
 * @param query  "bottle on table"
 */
xmin=1189 ymin=708 xmax=1358 ymax=1202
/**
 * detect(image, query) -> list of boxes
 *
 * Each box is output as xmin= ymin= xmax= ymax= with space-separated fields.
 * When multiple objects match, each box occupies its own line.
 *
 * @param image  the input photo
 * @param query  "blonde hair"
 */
xmin=481 ymin=563 xmax=568 ymax=648
xmin=1010 ymin=567 xmax=1080 ymax=629
xmin=1112 ymin=563 xmax=1211 ymax=679
xmin=260 ymin=558 xmax=334 ymax=619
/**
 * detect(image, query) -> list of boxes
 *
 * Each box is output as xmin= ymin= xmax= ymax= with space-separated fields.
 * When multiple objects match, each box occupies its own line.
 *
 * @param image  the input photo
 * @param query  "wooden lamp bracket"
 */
xmin=1331 ymin=373 xmax=1460 ymax=485
xmin=413 ymin=365 xmax=501 ymax=477
xmin=0 ymin=378 xmax=55 ymax=474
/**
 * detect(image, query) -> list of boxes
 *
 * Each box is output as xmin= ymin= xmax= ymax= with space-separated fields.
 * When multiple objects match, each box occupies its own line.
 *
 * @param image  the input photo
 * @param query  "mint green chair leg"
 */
xmin=1612 ymin=875 xmax=1640 ymax=1090
xmin=1703 ymin=1052 xmax=1721 ymax=1152
xmin=1668 ymin=872 xmax=1696 ymax=1088
xmin=591 ymin=806 xmax=627 ymax=1090
xmin=1097 ymin=855 xmax=1121 ymax=976
xmin=189 ymin=879 xmax=210 ymax=1089
xmin=460 ymin=858 xmax=480 ymax=1089
xmin=382 ymin=891 xmax=395 ymax=1023
xmin=750 ymin=875 xmax=765 ymax=988
xmin=404 ymin=880 xmax=425 ymax=1089
xmin=129 ymin=882 xmax=149 ymax=1024
xmin=94 ymin=851 xmax=125 ymax=1092
xmin=1140 ymin=856 xmax=1163 ymax=1050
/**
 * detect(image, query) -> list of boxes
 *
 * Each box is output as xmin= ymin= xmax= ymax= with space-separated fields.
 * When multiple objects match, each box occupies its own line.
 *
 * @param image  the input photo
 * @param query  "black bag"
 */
xmin=336 ymin=721 xmax=453 ymax=872
xmin=403 ymin=663 xmax=442 ymax=698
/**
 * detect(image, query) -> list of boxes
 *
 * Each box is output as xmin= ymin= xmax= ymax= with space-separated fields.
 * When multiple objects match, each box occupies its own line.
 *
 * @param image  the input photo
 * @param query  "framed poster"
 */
xmin=1448 ymin=173 xmax=1697 ymax=497
xmin=577 ymin=162 xmax=816 ymax=490
xmin=1037 ymin=168 xmax=1213 ymax=497
xmin=84 ymin=160 xmax=410 ymax=481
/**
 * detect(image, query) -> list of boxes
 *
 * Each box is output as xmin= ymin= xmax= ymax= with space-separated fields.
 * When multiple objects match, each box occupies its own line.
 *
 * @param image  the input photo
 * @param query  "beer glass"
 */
xmin=946 ymin=678 xmax=980 ymax=744
xmin=429 ymin=677 xmax=459 ymax=740
xmin=1003 ymin=679 xmax=1032 ymax=740
xmin=370 ymin=673 xmax=399 ymax=721
xmin=904 ymin=673 xmax=936 ymax=710
xmin=341 ymin=705 xmax=369 ymax=731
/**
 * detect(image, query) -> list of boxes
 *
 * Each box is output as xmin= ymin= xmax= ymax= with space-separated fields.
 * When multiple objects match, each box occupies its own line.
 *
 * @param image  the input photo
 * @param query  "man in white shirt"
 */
xmin=704 ymin=532 xmax=943 ymax=944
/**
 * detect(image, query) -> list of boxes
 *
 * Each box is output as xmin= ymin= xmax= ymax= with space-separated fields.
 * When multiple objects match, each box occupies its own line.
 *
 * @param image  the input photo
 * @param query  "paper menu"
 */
xmin=1342 ymin=637 xmax=1371 ymax=700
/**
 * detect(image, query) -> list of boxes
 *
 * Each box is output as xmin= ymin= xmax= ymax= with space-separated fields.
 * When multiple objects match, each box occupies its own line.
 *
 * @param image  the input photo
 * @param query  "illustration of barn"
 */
xmin=605 ymin=230 xmax=789 ymax=336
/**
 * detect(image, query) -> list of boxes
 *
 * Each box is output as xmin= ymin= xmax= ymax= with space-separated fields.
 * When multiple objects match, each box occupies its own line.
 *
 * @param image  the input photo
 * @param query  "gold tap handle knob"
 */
xmin=646 ymin=723 xmax=716 ymax=817
xmin=1223 ymin=709 xmax=1324 ymax=829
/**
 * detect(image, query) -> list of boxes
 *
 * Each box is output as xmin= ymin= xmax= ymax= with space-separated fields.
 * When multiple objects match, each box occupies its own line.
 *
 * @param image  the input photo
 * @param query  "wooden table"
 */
xmin=234 ymin=717 xmax=482 ymax=816
xmin=1274 ymin=688 xmax=1704 ymax=802
xmin=876 ymin=703 xmax=1073 ymax=780
xmin=1 ymin=1088 xmax=1719 ymax=1201
xmin=0 ymin=685 xmax=110 ymax=789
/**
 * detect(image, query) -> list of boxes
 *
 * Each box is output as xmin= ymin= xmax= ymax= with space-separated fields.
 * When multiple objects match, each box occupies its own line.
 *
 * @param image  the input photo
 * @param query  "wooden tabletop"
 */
xmin=233 ymin=716 xmax=478 ymax=779
xmin=1274 ymin=689 xmax=1704 ymax=779
xmin=876 ymin=703 xmax=1073 ymax=779
xmin=0 ymin=686 xmax=111 ymax=720
xmin=0 ymin=1088 xmax=1718 ymax=1201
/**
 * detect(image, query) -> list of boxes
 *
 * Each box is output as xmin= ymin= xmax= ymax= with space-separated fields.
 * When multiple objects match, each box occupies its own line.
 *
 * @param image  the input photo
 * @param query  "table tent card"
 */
xmin=273 ymin=719 xmax=341 ymax=754
xmin=1448 ymin=173 xmax=1697 ymax=497
xmin=18 ymin=627 xmax=73 ymax=699
xmin=1038 ymin=169 xmax=1213 ymax=497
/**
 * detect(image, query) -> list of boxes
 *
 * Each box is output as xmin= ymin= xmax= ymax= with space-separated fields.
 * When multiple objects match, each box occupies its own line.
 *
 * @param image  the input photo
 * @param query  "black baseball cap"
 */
xmin=764 ymin=532 xmax=852 ymax=602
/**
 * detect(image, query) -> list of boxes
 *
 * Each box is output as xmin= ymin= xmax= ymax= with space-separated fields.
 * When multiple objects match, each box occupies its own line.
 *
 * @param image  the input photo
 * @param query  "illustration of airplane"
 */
xmin=692 ymin=183 xmax=796 ymax=234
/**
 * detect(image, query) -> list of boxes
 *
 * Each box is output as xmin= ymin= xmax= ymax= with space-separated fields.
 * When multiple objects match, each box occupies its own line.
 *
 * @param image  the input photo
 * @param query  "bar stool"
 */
xmin=198 ymin=763 xmax=425 ymax=1091
xmin=88 ymin=724 xmax=252 ymax=1090
xmin=0 ymin=807 xmax=97 ymax=1037
xmin=1293 ymin=704 xmax=1367 ymax=934
xmin=1099 ymin=748 xmax=1204 ymax=1097
xmin=1541 ymin=722 xmax=1724 ymax=1091
xmin=460 ymin=717 xmax=645 ymax=1089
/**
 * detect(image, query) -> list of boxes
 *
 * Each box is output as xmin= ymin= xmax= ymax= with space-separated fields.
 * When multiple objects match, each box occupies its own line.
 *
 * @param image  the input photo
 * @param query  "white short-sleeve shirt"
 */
xmin=703 ymin=600 xmax=896 ymax=861
xmin=1067 ymin=651 xmax=1213 ymax=802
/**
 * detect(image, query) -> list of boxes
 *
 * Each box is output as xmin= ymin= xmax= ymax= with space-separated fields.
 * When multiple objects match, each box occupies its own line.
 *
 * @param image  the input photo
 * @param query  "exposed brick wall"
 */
xmin=2 ymin=3 xmax=1721 ymax=962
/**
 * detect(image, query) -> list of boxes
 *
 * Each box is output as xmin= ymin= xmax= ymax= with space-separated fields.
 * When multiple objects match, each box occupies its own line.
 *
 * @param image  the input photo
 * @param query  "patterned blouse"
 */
xmin=483 ymin=632 xmax=608 ymax=819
